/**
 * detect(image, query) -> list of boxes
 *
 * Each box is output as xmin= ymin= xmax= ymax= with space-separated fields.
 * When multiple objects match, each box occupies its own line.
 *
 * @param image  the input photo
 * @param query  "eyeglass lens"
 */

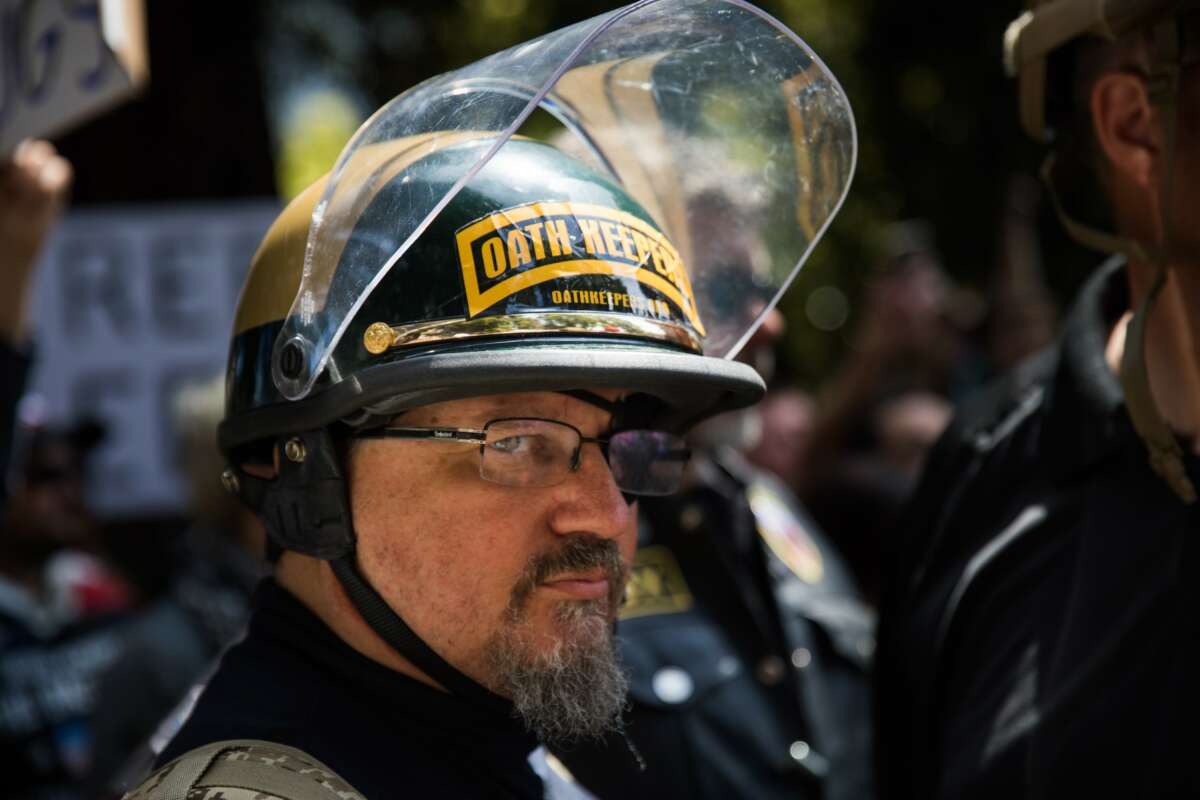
xmin=607 ymin=430 xmax=689 ymax=496
xmin=480 ymin=419 xmax=687 ymax=495
xmin=481 ymin=419 xmax=575 ymax=488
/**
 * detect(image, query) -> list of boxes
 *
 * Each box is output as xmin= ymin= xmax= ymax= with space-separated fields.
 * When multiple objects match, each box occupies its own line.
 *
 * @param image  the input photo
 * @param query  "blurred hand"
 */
xmin=0 ymin=139 xmax=74 ymax=345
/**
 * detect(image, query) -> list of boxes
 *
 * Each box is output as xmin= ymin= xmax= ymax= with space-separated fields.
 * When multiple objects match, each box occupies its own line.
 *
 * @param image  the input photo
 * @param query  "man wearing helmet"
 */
xmin=125 ymin=137 xmax=757 ymax=800
xmin=876 ymin=2 xmax=1200 ymax=798
xmin=121 ymin=4 xmax=856 ymax=797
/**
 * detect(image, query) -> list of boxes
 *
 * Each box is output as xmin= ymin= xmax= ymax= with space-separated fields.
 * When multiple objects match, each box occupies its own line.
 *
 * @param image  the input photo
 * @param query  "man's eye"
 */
xmin=490 ymin=434 xmax=558 ymax=462
xmin=491 ymin=435 xmax=528 ymax=453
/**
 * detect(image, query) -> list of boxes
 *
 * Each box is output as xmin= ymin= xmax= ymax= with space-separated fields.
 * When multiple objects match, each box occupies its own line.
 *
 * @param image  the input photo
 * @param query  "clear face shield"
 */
xmin=269 ymin=0 xmax=856 ymax=403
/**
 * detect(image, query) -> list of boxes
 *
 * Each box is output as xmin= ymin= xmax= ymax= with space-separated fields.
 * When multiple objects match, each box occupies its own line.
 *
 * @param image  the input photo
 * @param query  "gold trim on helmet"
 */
xmin=361 ymin=311 xmax=703 ymax=355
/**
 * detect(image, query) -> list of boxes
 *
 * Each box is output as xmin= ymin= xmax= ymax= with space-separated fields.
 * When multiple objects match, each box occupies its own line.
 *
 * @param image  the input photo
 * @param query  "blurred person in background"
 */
xmin=1 ymin=141 xmax=73 ymax=513
xmin=802 ymin=387 xmax=952 ymax=606
xmin=746 ymin=387 xmax=817 ymax=492
xmin=794 ymin=186 xmax=1057 ymax=604
xmin=561 ymin=190 xmax=875 ymax=800
xmin=0 ymin=419 xmax=134 ymax=800
xmin=876 ymin=2 xmax=1200 ymax=797
xmin=0 ymin=141 xmax=135 ymax=800
xmin=794 ymin=232 xmax=969 ymax=602
xmin=3 ymin=419 xmax=132 ymax=619
xmin=88 ymin=374 xmax=265 ymax=797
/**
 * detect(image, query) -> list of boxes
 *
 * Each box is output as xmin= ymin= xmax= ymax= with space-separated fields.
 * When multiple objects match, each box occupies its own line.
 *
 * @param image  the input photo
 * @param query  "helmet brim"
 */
xmin=219 ymin=342 xmax=764 ymax=455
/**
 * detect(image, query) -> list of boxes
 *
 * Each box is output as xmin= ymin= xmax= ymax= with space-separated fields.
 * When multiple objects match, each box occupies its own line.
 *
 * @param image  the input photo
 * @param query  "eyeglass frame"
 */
xmin=351 ymin=416 xmax=690 ymax=494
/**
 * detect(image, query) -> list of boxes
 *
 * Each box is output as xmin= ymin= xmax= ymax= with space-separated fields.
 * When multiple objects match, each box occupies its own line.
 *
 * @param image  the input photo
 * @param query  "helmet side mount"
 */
xmin=231 ymin=428 xmax=356 ymax=560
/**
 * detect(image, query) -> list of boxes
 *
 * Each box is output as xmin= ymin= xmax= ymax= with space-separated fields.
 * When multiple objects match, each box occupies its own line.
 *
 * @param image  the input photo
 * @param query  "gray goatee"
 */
xmin=485 ymin=535 xmax=630 ymax=745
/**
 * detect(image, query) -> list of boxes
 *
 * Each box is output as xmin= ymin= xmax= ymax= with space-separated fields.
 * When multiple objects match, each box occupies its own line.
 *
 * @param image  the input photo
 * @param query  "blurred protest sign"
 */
xmin=26 ymin=201 xmax=278 ymax=516
xmin=0 ymin=0 xmax=148 ymax=154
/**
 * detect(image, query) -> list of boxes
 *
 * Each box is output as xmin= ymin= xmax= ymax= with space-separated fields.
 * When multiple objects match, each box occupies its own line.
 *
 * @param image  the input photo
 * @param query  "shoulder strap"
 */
xmin=123 ymin=739 xmax=367 ymax=800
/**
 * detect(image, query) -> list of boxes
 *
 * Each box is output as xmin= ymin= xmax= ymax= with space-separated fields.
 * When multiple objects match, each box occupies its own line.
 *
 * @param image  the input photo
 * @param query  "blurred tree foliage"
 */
xmin=263 ymin=0 xmax=1097 ymax=386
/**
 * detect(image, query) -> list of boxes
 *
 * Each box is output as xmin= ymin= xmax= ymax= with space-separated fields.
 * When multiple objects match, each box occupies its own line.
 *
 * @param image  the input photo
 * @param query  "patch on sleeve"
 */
xmin=747 ymin=483 xmax=824 ymax=584
xmin=619 ymin=545 xmax=693 ymax=620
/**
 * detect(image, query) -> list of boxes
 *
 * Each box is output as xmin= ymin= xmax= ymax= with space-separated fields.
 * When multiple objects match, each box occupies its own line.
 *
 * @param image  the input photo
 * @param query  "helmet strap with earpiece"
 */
xmin=1117 ymin=14 xmax=1197 ymax=504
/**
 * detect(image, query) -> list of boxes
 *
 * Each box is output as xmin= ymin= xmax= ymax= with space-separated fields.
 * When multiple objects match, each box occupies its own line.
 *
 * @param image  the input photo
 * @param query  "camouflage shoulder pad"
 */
xmin=122 ymin=739 xmax=366 ymax=800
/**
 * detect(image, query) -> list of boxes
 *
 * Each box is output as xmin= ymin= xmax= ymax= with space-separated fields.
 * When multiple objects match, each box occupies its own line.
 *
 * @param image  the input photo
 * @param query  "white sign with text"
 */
xmin=0 ymin=0 xmax=148 ymax=153
xmin=28 ymin=201 xmax=278 ymax=516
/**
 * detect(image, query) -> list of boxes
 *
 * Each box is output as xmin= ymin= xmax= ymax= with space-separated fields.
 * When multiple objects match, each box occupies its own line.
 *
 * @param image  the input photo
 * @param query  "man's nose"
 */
xmin=546 ymin=443 xmax=634 ymax=540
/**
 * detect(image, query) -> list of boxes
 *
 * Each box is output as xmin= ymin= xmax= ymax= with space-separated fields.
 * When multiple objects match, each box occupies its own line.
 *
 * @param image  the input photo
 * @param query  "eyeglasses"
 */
xmin=353 ymin=417 xmax=690 ymax=496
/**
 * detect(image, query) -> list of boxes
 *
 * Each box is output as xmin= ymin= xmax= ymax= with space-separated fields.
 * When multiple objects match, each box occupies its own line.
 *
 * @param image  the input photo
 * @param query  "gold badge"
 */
xmin=455 ymin=200 xmax=705 ymax=335
xmin=748 ymin=484 xmax=824 ymax=584
xmin=620 ymin=545 xmax=693 ymax=620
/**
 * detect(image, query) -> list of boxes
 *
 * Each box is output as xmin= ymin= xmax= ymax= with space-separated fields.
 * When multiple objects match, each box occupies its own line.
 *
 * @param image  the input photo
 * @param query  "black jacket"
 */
xmin=875 ymin=259 xmax=1200 ymax=799
xmin=160 ymin=580 xmax=548 ymax=799
xmin=561 ymin=452 xmax=875 ymax=800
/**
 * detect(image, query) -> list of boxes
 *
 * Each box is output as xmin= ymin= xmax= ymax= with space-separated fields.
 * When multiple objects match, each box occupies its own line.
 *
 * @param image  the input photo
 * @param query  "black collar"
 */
xmin=1034 ymin=256 xmax=1200 ymax=490
xmin=253 ymin=580 xmax=540 ymax=760
xmin=1039 ymin=257 xmax=1133 ymax=482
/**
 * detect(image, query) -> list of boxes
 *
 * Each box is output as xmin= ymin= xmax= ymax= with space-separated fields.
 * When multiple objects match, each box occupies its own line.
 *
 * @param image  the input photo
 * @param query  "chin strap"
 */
xmin=1118 ymin=16 xmax=1196 ymax=504
xmin=330 ymin=554 xmax=514 ymax=716
xmin=1040 ymin=152 xmax=1158 ymax=264
xmin=240 ymin=427 xmax=517 ymax=715
xmin=1042 ymin=14 xmax=1196 ymax=504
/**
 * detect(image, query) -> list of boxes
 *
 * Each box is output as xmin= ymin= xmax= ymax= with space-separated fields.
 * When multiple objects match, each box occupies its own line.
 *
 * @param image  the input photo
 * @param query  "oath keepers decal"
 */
xmin=455 ymin=201 xmax=706 ymax=335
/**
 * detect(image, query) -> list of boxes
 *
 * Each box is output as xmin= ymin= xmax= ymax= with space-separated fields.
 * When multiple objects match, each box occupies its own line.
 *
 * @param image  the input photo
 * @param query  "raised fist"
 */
xmin=0 ymin=139 xmax=73 ymax=344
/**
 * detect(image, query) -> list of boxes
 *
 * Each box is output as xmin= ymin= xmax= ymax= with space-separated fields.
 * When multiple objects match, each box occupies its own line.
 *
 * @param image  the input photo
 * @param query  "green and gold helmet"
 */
xmin=223 ymin=134 xmax=761 ymax=460
xmin=220 ymin=0 xmax=856 ymax=470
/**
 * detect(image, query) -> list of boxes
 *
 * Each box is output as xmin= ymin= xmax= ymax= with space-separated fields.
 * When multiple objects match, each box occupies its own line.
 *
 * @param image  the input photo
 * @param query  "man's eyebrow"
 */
xmin=389 ymin=398 xmax=534 ymax=428
xmin=475 ymin=394 xmax=571 ymax=419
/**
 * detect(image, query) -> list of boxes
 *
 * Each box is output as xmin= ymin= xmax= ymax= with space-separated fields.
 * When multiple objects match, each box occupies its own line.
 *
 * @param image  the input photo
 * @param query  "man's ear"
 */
xmin=1091 ymin=70 xmax=1159 ymax=191
xmin=242 ymin=461 xmax=277 ymax=480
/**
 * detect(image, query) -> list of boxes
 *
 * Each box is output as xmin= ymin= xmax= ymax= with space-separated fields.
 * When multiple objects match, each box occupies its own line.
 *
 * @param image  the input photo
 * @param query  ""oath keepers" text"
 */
xmin=454 ymin=201 xmax=705 ymax=334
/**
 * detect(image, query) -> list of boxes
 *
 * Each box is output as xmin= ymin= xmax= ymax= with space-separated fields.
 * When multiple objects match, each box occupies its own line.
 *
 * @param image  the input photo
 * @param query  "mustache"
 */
xmin=509 ymin=534 xmax=627 ymax=610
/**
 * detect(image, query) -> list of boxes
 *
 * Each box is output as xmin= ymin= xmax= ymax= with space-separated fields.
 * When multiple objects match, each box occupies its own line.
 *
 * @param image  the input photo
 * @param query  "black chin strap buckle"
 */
xmin=331 ymin=555 xmax=513 ymax=716
xmin=259 ymin=429 xmax=355 ymax=559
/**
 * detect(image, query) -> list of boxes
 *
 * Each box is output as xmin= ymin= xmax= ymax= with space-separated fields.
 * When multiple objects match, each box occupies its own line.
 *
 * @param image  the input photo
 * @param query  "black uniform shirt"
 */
xmin=875 ymin=259 xmax=1200 ymax=799
xmin=561 ymin=453 xmax=874 ymax=800
xmin=161 ymin=579 xmax=545 ymax=799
